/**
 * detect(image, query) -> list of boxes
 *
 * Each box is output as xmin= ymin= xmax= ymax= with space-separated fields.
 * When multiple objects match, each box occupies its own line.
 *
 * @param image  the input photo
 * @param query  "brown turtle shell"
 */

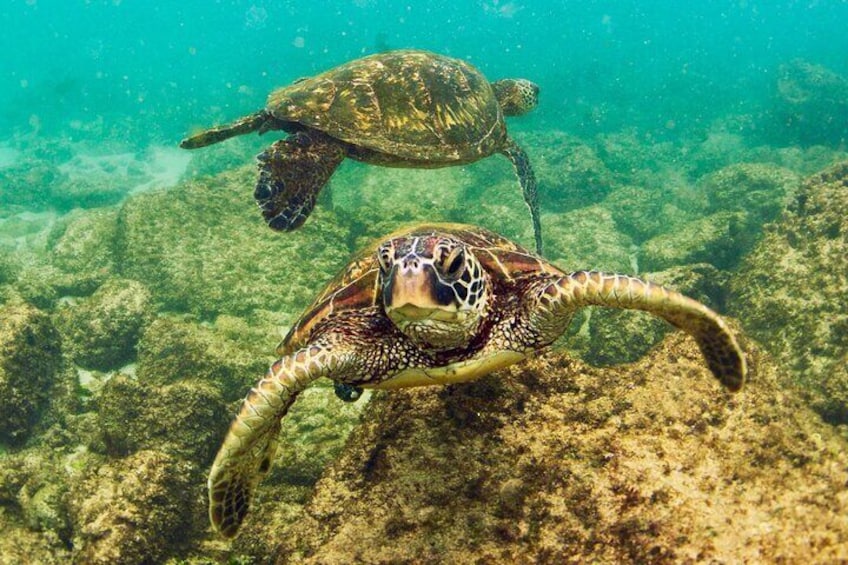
xmin=278 ymin=223 xmax=563 ymax=355
xmin=265 ymin=50 xmax=507 ymax=163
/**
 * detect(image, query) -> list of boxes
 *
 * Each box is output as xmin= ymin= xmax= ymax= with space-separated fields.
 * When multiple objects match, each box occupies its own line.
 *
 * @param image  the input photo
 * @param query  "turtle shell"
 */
xmin=278 ymin=223 xmax=563 ymax=355
xmin=266 ymin=50 xmax=507 ymax=162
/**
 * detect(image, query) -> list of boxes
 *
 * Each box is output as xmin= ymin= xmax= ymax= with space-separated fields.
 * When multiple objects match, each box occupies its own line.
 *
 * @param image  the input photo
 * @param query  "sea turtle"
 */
xmin=208 ymin=223 xmax=746 ymax=537
xmin=180 ymin=49 xmax=543 ymax=253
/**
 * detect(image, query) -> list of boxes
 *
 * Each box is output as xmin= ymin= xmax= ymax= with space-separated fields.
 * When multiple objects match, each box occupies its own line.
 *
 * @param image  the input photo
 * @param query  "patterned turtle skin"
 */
xmin=180 ymin=50 xmax=543 ymax=253
xmin=207 ymin=223 xmax=747 ymax=538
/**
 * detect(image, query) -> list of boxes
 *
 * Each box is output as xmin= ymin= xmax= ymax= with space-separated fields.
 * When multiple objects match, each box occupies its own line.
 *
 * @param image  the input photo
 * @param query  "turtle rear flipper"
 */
xmin=501 ymin=137 xmax=542 ymax=255
xmin=254 ymin=133 xmax=346 ymax=231
xmin=180 ymin=110 xmax=271 ymax=149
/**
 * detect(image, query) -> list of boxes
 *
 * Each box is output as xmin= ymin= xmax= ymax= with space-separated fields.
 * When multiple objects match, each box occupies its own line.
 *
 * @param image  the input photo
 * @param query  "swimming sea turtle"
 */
xmin=180 ymin=49 xmax=543 ymax=253
xmin=208 ymin=223 xmax=746 ymax=537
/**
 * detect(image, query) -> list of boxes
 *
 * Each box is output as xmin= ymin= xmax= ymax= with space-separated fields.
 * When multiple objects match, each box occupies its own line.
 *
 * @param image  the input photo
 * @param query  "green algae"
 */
xmin=55 ymin=278 xmax=154 ymax=371
xmin=116 ymin=165 xmax=351 ymax=320
xmin=0 ymin=303 xmax=62 ymax=445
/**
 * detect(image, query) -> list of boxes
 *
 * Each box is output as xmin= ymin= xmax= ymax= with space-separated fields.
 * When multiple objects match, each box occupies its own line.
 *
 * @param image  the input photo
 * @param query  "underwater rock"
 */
xmin=20 ymin=482 xmax=70 ymax=540
xmin=10 ymin=265 xmax=63 ymax=310
xmin=69 ymin=449 xmax=197 ymax=565
xmin=541 ymin=205 xmax=635 ymax=273
xmin=116 ymin=165 xmax=351 ymax=319
xmin=47 ymin=207 xmax=119 ymax=295
xmin=748 ymin=143 xmax=848 ymax=177
xmin=603 ymin=184 xmax=694 ymax=243
xmin=0 ymin=248 xmax=21 ymax=285
xmin=0 ymin=160 xmax=60 ymax=208
xmin=731 ymin=161 xmax=848 ymax=408
xmin=640 ymin=210 xmax=745 ymax=272
xmin=0 ymin=513 xmax=71 ymax=564
xmin=0 ymin=447 xmax=76 ymax=562
xmin=273 ymin=385 xmax=369 ymax=488
xmin=55 ymin=278 xmax=153 ymax=371
xmin=594 ymin=130 xmax=680 ymax=178
xmin=93 ymin=373 xmax=228 ymax=464
xmin=461 ymin=177 xmax=545 ymax=252
xmin=522 ymin=130 xmax=614 ymax=212
xmin=51 ymin=177 xmax=126 ymax=212
xmin=135 ymin=315 xmax=269 ymax=398
xmin=698 ymin=162 xmax=800 ymax=231
xmin=815 ymin=354 xmax=848 ymax=425
xmin=0 ymin=303 xmax=62 ymax=445
xmin=772 ymin=59 xmax=848 ymax=146
xmin=267 ymin=335 xmax=848 ymax=563
xmin=685 ymin=128 xmax=753 ymax=178
xmin=336 ymin=163 xmax=466 ymax=250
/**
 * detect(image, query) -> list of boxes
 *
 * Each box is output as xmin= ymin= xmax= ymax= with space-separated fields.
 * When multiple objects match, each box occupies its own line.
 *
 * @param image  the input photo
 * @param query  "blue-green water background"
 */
xmin=4 ymin=0 xmax=848 ymax=148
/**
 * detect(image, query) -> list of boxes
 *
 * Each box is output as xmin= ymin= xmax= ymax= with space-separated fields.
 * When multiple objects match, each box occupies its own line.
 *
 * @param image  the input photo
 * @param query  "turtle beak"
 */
xmin=383 ymin=263 xmax=456 ymax=323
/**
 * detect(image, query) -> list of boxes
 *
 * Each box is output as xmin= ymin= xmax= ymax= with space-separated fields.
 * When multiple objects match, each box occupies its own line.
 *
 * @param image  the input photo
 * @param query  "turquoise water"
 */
xmin=2 ymin=2 xmax=848 ymax=563
xmin=4 ymin=1 xmax=847 ymax=145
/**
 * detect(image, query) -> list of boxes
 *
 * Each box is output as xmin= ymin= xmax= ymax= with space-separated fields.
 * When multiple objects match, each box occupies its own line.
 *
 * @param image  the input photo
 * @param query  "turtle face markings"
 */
xmin=379 ymin=234 xmax=489 ymax=351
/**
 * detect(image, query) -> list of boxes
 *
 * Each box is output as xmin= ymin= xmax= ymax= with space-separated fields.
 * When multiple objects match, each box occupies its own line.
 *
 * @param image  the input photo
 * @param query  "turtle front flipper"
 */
xmin=180 ymin=110 xmax=272 ymax=149
xmin=501 ymin=137 xmax=543 ymax=255
xmin=527 ymin=271 xmax=746 ymax=390
xmin=208 ymin=344 xmax=340 ymax=538
xmin=254 ymin=132 xmax=346 ymax=231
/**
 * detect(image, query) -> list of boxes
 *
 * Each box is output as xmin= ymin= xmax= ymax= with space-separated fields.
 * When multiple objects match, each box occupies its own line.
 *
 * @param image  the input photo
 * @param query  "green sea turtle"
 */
xmin=208 ymin=223 xmax=746 ymax=538
xmin=180 ymin=49 xmax=543 ymax=253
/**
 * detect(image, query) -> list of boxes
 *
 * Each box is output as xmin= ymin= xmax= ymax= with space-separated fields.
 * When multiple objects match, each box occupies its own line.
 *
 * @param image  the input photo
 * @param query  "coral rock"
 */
xmin=56 ymin=278 xmax=153 ymax=371
xmin=268 ymin=335 xmax=848 ymax=564
xmin=0 ymin=303 xmax=62 ymax=444
xmin=69 ymin=450 xmax=197 ymax=565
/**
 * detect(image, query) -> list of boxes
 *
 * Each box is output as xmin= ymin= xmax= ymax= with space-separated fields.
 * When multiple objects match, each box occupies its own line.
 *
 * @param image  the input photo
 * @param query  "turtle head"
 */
xmin=491 ymin=79 xmax=539 ymax=116
xmin=378 ymin=234 xmax=488 ymax=352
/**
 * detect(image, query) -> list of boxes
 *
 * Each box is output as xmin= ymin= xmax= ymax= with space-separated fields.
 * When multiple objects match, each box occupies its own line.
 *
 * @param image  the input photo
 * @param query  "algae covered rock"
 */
xmin=773 ymin=59 xmax=848 ymax=146
xmin=459 ymin=177 xmax=541 ymax=252
xmin=48 ymin=207 xmax=119 ymax=295
xmin=69 ymin=450 xmax=197 ymax=565
xmin=0 ymin=160 xmax=59 ymax=208
xmin=116 ymin=165 xmax=351 ymax=319
xmin=56 ymin=278 xmax=153 ymax=370
xmin=524 ymin=130 xmax=614 ymax=212
xmin=698 ymin=163 xmax=801 ymax=240
xmin=7 ymin=264 xmax=62 ymax=310
xmin=266 ymin=336 xmax=848 ymax=564
xmin=640 ymin=210 xmax=745 ymax=271
xmin=93 ymin=374 xmax=227 ymax=463
xmin=0 ymin=303 xmax=62 ymax=444
xmin=0 ymin=248 xmax=21 ymax=285
xmin=135 ymin=315 xmax=269 ymax=397
xmin=273 ymin=385 xmax=369 ymax=487
xmin=731 ymin=161 xmax=848 ymax=398
xmin=336 ymin=163 xmax=465 ymax=250
xmin=51 ymin=177 xmax=126 ymax=212
xmin=815 ymin=354 xmax=848 ymax=425
xmin=604 ymin=184 xmax=691 ymax=243
xmin=541 ymin=205 xmax=635 ymax=273
xmin=701 ymin=163 xmax=799 ymax=213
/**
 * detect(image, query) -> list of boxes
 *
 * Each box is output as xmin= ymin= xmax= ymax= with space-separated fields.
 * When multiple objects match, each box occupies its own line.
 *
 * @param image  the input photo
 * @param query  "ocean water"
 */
xmin=2 ymin=1 xmax=848 ymax=563
xmin=4 ymin=1 xmax=848 ymax=145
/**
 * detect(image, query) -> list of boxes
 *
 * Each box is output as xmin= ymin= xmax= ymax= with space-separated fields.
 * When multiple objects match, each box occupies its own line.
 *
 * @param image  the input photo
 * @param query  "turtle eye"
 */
xmin=377 ymin=246 xmax=393 ymax=273
xmin=442 ymin=246 xmax=466 ymax=278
